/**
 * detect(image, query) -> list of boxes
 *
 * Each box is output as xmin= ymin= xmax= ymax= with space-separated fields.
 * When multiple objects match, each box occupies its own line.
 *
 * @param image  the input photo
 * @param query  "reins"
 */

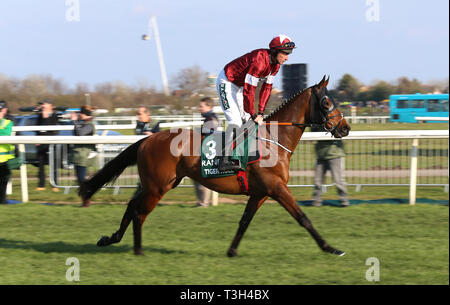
xmin=263 ymin=122 xmax=323 ymax=128
xmin=259 ymin=87 xmax=345 ymax=154
xmin=263 ymin=88 xmax=345 ymax=135
xmin=263 ymin=114 xmax=344 ymax=132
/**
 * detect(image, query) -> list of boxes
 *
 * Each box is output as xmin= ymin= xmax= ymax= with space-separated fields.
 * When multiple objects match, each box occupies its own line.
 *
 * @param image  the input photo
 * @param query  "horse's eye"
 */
xmin=320 ymin=96 xmax=329 ymax=109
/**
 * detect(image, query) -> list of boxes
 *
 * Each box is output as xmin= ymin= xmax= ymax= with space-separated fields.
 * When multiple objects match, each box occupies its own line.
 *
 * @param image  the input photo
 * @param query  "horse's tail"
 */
xmin=79 ymin=137 xmax=147 ymax=201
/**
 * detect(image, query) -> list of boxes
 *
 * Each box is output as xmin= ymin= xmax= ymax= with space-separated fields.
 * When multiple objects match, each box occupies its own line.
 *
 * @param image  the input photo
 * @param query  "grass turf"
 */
xmin=0 ymin=202 xmax=447 ymax=285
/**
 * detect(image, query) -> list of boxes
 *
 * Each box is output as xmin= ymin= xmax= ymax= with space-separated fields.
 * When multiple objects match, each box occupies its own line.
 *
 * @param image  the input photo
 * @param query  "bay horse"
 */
xmin=79 ymin=75 xmax=351 ymax=256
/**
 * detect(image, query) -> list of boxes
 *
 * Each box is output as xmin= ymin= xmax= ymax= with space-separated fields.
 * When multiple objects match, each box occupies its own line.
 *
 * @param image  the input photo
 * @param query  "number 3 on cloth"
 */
xmin=205 ymin=140 xmax=216 ymax=159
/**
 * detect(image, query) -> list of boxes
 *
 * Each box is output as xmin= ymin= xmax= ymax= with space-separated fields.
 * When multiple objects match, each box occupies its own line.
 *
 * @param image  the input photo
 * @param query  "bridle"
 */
xmin=307 ymin=86 xmax=345 ymax=135
xmin=266 ymin=86 xmax=344 ymax=134
xmin=260 ymin=86 xmax=345 ymax=154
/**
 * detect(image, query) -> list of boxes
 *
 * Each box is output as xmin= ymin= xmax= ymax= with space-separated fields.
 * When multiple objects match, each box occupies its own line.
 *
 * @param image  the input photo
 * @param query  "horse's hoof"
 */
xmin=333 ymin=249 xmax=346 ymax=256
xmin=328 ymin=248 xmax=346 ymax=256
xmin=227 ymin=248 xmax=238 ymax=257
xmin=323 ymin=244 xmax=346 ymax=256
xmin=134 ymin=249 xmax=144 ymax=256
xmin=97 ymin=236 xmax=110 ymax=247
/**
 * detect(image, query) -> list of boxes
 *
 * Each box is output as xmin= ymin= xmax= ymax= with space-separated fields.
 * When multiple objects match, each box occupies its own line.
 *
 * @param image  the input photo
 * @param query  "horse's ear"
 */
xmin=317 ymin=75 xmax=327 ymax=88
xmin=324 ymin=75 xmax=330 ymax=88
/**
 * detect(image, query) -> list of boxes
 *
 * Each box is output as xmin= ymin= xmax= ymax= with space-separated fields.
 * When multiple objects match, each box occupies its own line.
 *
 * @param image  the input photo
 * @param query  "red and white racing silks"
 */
xmin=224 ymin=49 xmax=280 ymax=117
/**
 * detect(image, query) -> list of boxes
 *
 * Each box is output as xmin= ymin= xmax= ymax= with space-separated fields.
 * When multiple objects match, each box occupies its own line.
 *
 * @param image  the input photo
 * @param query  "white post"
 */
xmin=150 ymin=15 xmax=170 ymax=96
xmin=351 ymin=106 xmax=357 ymax=124
xmin=409 ymin=138 xmax=419 ymax=205
xmin=211 ymin=191 xmax=219 ymax=206
xmin=84 ymin=93 xmax=91 ymax=106
xmin=18 ymin=144 xmax=29 ymax=203
xmin=97 ymin=130 xmax=109 ymax=169
xmin=6 ymin=181 xmax=12 ymax=195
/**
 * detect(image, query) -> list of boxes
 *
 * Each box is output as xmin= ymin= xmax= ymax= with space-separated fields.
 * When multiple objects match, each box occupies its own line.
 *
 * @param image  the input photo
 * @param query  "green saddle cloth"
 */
xmin=201 ymin=124 xmax=259 ymax=178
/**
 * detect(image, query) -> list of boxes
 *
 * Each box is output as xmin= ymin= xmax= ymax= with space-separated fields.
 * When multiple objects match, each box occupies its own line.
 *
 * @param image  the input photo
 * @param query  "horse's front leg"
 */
xmin=227 ymin=195 xmax=268 ymax=257
xmin=271 ymin=183 xmax=345 ymax=256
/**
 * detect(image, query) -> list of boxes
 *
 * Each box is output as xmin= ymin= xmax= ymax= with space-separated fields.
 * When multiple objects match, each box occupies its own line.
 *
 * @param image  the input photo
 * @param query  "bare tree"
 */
xmin=171 ymin=65 xmax=209 ymax=92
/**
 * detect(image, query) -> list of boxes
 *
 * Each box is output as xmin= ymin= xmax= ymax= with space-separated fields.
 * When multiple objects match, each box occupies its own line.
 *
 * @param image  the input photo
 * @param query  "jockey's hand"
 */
xmin=253 ymin=114 xmax=264 ymax=125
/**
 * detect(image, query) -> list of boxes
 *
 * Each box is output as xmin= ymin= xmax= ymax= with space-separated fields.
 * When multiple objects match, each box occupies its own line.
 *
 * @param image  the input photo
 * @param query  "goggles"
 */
xmin=280 ymin=41 xmax=295 ymax=49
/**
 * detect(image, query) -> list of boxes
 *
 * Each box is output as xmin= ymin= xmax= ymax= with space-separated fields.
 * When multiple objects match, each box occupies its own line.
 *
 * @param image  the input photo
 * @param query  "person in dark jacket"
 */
xmin=311 ymin=125 xmax=349 ymax=207
xmin=198 ymin=97 xmax=219 ymax=136
xmin=129 ymin=105 xmax=160 ymax=206
xmin=71 ymin=105 xmax=95 ymax=207
xmin=135 ymin=105 xmax=159 ymax=136
xmin=35 ymin=99 xmax=59 ymax=192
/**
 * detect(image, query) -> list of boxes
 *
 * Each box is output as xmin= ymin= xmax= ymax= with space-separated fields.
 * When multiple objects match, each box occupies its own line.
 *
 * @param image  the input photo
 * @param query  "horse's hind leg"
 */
xmin=271 ymin=183 xmax=345 ymax=256
xmin=227 ymin=195 xmax=267 ymax=257
xmin=132 ymin=191 xmax=162 ymax=255
xmin=97 ymin=186 xmax=143 ymax=247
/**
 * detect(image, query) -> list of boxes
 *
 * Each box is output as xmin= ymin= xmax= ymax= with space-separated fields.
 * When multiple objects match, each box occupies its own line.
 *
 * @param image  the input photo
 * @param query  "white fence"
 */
xmin=1 ymin=128 xmax=448 ymax=205
xmin=415 ymin=117 xmax=449 ymax=122
xmin=94 ymin=115 xmax=392 ymax=125
xmin=94 ymin=115 xmax=206 ymax=125
xmin=12 ymin=122 xmax=204 ymax=133
xmin=291 ymin=131 xmax=449 ymax=198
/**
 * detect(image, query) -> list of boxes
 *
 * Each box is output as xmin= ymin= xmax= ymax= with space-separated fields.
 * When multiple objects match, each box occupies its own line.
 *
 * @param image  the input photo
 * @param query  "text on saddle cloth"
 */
xmin=200 ymin=124 xmax=260 ymax=178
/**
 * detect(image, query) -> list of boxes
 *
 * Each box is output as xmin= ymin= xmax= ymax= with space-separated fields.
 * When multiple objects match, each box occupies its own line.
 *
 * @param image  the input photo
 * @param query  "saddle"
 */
xmin=200 ymin=125 xmax=261 ymax=193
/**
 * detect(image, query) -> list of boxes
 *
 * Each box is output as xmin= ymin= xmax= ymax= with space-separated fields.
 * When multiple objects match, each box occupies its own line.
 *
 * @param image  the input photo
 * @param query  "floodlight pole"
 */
xmin=84 ymin=93 xmax=91 ymax=106
xmin=145 ymin=15 xmax=170 ymax=96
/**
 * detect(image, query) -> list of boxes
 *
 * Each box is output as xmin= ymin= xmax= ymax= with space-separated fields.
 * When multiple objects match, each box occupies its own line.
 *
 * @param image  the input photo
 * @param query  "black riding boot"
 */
xmin=218 ymin=124 xmax=242 ymax=172
xmin=218 ymin=156 xmax=242 ymax=172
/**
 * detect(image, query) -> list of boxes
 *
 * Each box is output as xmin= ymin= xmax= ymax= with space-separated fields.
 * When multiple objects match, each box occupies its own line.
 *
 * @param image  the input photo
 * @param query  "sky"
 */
xmin=0 ymin=0 xmax=448 ymax=92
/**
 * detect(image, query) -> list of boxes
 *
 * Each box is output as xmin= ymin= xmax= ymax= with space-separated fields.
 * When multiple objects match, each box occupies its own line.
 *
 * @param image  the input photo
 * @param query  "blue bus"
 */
xmin=389 ymin=93 xmax=449 ymax=123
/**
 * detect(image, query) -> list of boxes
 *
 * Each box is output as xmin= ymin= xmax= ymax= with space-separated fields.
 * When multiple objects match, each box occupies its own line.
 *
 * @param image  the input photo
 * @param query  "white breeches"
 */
xmin=216 ymin=69 xmax=251 ymax=128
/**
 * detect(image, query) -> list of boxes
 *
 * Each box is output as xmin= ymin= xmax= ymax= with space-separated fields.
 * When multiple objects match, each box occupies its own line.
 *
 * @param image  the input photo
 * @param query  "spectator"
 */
xmin=195 ymin=97 xmax=219 ymax=207
xmin=198 ymin=97 xmax=219 ymax=136
xmin=130 ymin=105 xmax=160 ymax=206
xmin=311 ymin=125 xmax=349 ymax=207
xmin=70 ymin=105 xmax=96 ymax=207
xmin=0 ymin=101 xmax=14 ymax=204
xmin=35 ymin=99 xmax=59 ymax=192
xmin=135 ymin=105 xmax=160 ymax=136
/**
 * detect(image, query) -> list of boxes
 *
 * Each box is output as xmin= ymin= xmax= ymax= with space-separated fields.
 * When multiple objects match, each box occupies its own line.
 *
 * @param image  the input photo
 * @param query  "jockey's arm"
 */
xmin=258 ymin=81 xmax=273 ymax=115
xmin=243 ymin=79 xmax=268 ymax=125
xmin=258 ymin=66 xmax=279 ymax=115
xmin=242 ymin=74 xmax=258 ymax=117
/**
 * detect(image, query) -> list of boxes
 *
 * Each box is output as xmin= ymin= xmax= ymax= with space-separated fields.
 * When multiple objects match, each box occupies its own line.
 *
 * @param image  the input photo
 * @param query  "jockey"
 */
xmin=216 ymin=34 xmax=296 ymax=172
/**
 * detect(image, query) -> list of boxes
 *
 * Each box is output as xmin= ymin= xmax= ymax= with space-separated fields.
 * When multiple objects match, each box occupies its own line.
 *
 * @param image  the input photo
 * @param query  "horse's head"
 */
xmin=310 ymin=76 xmax=351 ymax=138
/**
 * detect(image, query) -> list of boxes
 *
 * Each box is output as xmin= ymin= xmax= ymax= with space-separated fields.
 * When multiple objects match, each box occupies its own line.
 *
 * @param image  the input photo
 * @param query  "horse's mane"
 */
xmin=264 ymin=85 xmax=312 ymax=120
